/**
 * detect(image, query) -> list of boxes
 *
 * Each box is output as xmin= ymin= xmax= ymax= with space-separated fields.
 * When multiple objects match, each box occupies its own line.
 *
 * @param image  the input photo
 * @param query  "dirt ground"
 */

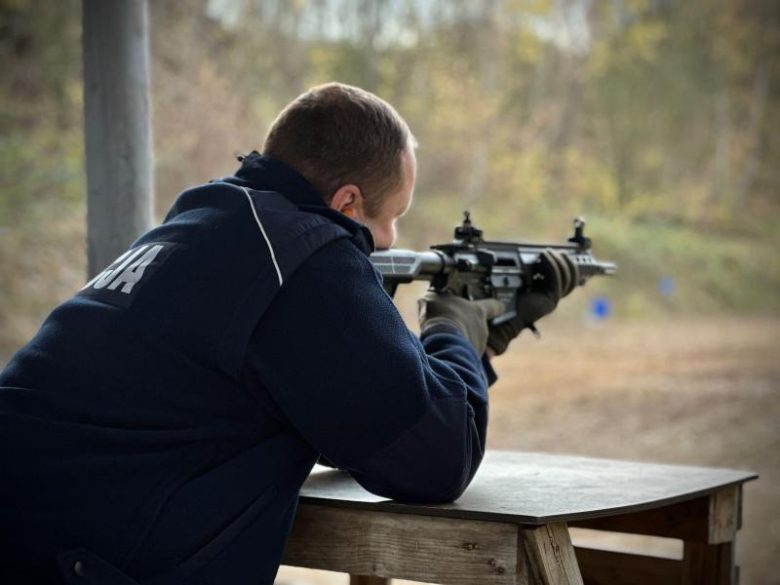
xmin=276 ymin=316 xmax=780 ymax=585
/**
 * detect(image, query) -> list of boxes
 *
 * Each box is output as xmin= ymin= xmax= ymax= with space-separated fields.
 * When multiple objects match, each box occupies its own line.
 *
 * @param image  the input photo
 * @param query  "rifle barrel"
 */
xmin=370 ymin=248 xmax=617 ymax=282
xmin=369 ymin=250 xmax=450 ymax=281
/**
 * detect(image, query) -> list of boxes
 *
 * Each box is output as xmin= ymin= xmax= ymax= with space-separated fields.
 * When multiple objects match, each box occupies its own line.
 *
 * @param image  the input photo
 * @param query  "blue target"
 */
xmin=658 ymin=276 xmax=676 ymax=298
xmin=589 ymin=296 xmax=612 ymax=320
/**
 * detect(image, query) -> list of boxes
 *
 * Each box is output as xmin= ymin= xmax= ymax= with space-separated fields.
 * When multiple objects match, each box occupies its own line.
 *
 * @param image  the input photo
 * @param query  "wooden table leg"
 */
xmin=682 ymin=541 xmax=736 ymax=585
xmin=680 ymin=487 xmax=740 ymax=584
xmin=569 ymin=486 xmax=743 ymax=584
xmin=350 ymin=576 xmax=390 ymax=585
xmin=520 ymin=522 xmax=584 ymax=585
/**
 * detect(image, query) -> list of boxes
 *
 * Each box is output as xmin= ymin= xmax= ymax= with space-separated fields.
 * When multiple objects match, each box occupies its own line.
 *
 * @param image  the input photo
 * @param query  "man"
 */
xmin=0 ymin=83 xmax=576 ymax=584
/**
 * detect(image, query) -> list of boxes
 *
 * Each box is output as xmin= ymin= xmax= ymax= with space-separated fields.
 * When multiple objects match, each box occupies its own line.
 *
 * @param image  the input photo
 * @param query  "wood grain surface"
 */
xmin=282 ymin=505 xmax=520 ymax=584
xmin=521 ymin=523 xmax=584 ymax=585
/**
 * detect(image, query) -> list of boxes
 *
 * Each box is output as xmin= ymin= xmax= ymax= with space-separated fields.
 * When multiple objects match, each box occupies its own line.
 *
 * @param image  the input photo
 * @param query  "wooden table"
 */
xmin=281 ymin=451 xmax=757 ymax=585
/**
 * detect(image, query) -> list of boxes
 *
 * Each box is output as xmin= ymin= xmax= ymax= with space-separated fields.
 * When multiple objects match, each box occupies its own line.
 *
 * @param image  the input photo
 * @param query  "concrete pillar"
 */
xmin=82 ymin=0 xmax=154 ymax=277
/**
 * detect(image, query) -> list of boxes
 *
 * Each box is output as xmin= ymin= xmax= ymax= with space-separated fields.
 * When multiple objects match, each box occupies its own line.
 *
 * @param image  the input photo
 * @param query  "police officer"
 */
xmin=0 ymin=83 xmax=576 ymax=584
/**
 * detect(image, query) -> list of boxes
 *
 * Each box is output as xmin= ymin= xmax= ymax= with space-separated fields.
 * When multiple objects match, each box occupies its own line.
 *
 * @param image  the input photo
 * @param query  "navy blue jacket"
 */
xmin=0 ymin=154 xmax=496 ymax=585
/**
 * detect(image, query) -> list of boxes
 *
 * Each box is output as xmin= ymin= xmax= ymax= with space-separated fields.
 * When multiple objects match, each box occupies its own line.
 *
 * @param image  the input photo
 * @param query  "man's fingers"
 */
xmin=554 ymin=251 xmax=572 ymax=296
xmin=541 ymin=249 xmax=563 ymax=300
xmin=417 ymin=297 xmax=428 ymax=323
xmin=477 ymin=298 xmax=507 ymax=320
xmin=561 ymin=253 xmax=579 ymax=296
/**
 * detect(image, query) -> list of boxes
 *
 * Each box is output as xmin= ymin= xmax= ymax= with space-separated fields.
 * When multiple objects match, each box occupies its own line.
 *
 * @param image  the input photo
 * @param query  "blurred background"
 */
xmin=0 ymin=0 xmax=777 ymax=583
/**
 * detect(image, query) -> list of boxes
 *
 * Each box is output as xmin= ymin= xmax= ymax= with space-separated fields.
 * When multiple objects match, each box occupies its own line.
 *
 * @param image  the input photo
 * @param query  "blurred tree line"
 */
xmin=0 ymin=0 xmax=778 ymax=359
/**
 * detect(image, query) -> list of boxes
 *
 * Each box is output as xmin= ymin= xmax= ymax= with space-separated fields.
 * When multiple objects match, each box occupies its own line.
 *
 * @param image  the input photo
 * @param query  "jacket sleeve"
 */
xmin=241 ymin=237 xmax=496 ymax=503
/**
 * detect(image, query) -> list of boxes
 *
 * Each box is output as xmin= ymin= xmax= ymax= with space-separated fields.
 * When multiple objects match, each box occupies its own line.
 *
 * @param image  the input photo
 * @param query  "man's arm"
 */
xmin=241 ymin=237 xmax=495 ymax=503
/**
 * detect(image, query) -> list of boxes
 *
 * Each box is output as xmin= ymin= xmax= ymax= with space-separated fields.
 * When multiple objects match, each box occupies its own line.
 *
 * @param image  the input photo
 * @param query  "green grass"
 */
xmin=562 ymin=215 xmax=780 ymax=319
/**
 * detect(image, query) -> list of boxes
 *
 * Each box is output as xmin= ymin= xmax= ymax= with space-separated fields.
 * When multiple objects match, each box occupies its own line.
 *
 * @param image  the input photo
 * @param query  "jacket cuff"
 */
xmin=420 ymin=319 xmax=464 ymax=339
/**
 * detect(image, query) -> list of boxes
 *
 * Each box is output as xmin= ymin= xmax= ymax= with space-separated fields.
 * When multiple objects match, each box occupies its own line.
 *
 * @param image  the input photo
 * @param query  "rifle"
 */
xmin=370 ymin=212 xmax=617 ymax=328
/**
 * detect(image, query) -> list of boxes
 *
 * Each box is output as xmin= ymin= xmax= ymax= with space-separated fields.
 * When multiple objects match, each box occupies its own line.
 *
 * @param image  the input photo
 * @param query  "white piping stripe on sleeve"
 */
xmin=241 ymin=187 xmax=283 ymax=286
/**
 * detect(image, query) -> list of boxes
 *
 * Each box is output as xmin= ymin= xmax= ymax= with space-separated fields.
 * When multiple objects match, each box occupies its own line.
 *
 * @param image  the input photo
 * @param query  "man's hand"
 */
xmin=487 ymin=249 xmax=579 ymax=356
xmin=418 ymin=292 xmax=506 ymax=356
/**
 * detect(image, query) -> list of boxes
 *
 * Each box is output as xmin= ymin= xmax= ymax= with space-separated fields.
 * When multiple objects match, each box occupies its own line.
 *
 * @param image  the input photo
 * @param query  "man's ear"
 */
xmin=329 ymin=184 xmax=363 ymax=219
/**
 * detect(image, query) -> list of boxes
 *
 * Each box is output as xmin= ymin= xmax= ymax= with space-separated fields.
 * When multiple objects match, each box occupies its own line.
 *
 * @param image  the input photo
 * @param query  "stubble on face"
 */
xmin=367 ymin=148 xmax=416 ymax=250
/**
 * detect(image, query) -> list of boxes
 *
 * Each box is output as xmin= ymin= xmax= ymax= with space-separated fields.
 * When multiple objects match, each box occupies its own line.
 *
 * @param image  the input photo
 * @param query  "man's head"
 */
xmin=263 ymin=82 xmax=416 ymax=249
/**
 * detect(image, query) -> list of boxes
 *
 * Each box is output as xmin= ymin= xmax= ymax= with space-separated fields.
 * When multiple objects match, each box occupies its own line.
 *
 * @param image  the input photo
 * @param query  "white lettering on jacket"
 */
xmin=107 ymin=245 xmax=164 ymax=294
xmin=87 ymin=247 xmax=148 ymax=290
xmin=82 ymin=244 xmax=165 ymax=295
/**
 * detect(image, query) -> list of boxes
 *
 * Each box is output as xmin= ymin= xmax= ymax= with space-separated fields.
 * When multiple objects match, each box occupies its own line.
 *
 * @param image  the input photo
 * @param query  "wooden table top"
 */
xmin=300 ymin=450 xmax=757 ymax=524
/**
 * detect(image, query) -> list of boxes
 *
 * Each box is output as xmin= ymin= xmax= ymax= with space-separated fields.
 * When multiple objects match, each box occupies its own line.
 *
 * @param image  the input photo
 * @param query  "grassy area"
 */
xmin=584 ymin=214 xmax=780 ymax=318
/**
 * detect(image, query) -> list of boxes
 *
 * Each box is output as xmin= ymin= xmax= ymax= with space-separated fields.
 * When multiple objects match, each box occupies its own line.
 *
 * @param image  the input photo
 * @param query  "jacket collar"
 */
xmin=230 ymin=151 xmax=325 ymax=208
xmin=219 ymin=152 xmax=375 ymax=255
